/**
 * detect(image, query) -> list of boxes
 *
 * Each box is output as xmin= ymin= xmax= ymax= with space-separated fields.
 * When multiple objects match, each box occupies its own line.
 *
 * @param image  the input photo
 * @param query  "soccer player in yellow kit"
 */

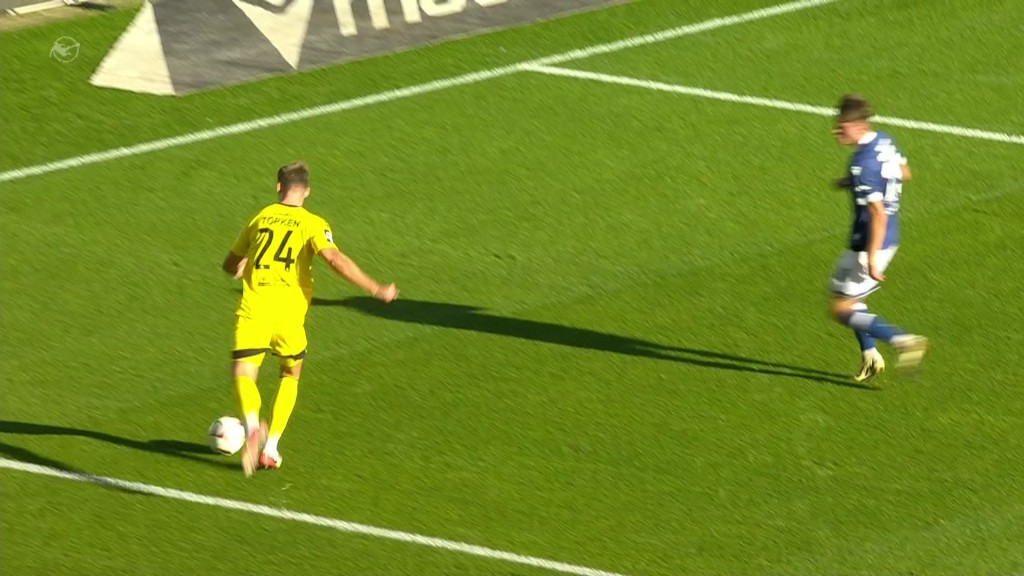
xmin=222 ymin=161 xmax=398 ymax=476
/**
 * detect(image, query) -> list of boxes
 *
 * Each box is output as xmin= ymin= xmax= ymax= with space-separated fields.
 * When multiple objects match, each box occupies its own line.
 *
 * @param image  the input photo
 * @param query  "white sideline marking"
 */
xmin=0 ymin=457 xmax=630 ymax=576
xmin=5 ymin=0 xmax=68 ymax=16
xmin=522 ymin=64 xmax=1024 ymax=147
xmin=521 ymin=0 xmax=837 ymax=68
xmin=0 ymin=0 xmax=837 ymax=184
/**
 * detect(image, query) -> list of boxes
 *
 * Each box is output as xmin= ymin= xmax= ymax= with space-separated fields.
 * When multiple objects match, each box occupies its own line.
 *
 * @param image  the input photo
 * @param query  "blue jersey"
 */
xmin=846 ymin=131 xmax=906 ymax=251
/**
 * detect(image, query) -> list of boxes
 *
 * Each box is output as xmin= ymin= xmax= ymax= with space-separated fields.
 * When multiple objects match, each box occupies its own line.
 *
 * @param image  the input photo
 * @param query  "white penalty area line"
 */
xmin=0 ymin=457 xmax=630 ymax=576
xmin=521 ymin=64 xmax=1024 ymax=147
xmin=0 ymin=0 xmax=838 ymax=184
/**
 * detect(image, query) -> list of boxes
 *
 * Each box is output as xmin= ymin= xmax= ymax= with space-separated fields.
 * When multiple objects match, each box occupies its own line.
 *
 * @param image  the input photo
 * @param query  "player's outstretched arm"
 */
xmin=222 ymin=252 xmax=246 ymax=279
xmin=865 ymin=201 xmax=888 ymax=282
xmin=318 ymin=247 xmax=398 ymax=302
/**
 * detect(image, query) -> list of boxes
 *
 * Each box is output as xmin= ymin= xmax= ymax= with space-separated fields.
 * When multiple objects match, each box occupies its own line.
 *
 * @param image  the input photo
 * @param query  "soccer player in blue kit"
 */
xmin=828 ymin=95 xmax=928 ymax=382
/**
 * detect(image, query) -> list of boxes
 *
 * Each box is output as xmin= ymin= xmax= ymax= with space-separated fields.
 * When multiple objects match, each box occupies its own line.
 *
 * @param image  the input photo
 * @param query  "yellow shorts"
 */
xmin=232 ymin=314 xmax=307 ymax=365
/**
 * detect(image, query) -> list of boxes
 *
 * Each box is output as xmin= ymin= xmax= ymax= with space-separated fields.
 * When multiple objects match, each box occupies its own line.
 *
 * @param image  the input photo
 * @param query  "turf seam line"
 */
xmin=0 ymin=457 xmax=631 ymax=576
xmin=0 ymin=0 xmax=837 ymax=184
xmin=521 ymin=65 xmax=1024 ymax=147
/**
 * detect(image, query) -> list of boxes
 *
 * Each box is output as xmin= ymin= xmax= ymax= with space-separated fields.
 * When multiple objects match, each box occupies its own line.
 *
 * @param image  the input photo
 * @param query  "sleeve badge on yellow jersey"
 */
xmin=324 ymin=229 xmax=334 ymax=243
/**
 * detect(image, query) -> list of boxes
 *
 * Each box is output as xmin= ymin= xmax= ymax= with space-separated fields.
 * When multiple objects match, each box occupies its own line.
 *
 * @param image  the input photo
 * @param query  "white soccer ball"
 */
xmin=207 ymin=416 xmax=246 ymax=455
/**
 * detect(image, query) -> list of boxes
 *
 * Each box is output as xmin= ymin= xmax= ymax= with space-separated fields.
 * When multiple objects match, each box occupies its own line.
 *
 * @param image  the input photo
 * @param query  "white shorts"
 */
xmin=829 ymin=247 xmax=898 ymax=299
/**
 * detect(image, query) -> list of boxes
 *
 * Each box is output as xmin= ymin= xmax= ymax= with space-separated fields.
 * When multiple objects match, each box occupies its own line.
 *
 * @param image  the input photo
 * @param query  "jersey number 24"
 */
xmin=253 ymin=228 xmax=296 ymax=271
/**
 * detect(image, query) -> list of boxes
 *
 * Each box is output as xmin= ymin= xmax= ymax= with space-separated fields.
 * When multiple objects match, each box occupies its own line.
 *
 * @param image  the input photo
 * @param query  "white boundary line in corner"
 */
xmin=0 ymin=0 xmax=838 ymax=184
xmin=0 ymin=457 xmax=631 ymax=576
xmin=521 ymin=64 xmax=1024 ymax=147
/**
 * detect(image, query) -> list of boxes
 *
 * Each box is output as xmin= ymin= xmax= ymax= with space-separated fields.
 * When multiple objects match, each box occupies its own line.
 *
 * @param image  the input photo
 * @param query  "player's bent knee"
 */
xmin=279 ymin=351 xmax=305 ymax=379
xmin=280 ymin=364 xmax=303 ymax=380
xmin=232 ymin=358 xmax=261 ymax=379
xmin=829 ymin=297 xmax=856 ymax=321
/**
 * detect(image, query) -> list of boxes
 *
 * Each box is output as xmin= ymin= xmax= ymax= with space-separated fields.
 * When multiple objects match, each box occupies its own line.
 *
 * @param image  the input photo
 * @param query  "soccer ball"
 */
xmin=207 ymin=416 xmax=246 ymax=455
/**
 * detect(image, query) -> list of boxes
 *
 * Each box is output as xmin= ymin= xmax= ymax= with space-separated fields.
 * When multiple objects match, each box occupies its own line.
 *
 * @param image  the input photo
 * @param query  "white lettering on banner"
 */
xmin=367 ymin=0 xmax=391 ymax=30
xmin=421 ymin=0 xmax=467 ymax=18
xmin=335 ymin=0 xmax=509 ymax=37
xmin=335 ymin=0 xmax=392 ymax=36
xmin=335 ymin=0 xmax=357 ymax=35
xmin=401 ymin=0 xmax=423 ymax=23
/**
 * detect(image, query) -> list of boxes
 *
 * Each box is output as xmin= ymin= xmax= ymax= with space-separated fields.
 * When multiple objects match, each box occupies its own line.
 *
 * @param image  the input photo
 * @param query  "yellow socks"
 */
xmin=233 ymin=375 xmax=262 ymax=431
xmin=265 ymin=377 xmax=298 ymax=454
xmin=233 ymin=372 xmax=299 ymax=454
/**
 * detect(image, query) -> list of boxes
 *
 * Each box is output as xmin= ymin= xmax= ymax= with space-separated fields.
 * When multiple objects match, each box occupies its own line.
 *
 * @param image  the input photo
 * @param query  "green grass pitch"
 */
xmin=2 ymin=1 xmax=1023 ymax=574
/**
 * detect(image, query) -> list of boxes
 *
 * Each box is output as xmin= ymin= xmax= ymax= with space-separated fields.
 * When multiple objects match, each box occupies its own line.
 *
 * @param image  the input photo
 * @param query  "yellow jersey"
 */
xmin=230 ymin=203 xmax=337 ymax=320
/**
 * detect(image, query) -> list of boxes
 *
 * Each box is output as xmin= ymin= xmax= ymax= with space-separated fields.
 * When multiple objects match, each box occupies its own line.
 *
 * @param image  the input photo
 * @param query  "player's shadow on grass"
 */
xmin=0 ymin=421 xmax=237 ymax=472
xmin=314 ymin=297 xmax=872 ymax=390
